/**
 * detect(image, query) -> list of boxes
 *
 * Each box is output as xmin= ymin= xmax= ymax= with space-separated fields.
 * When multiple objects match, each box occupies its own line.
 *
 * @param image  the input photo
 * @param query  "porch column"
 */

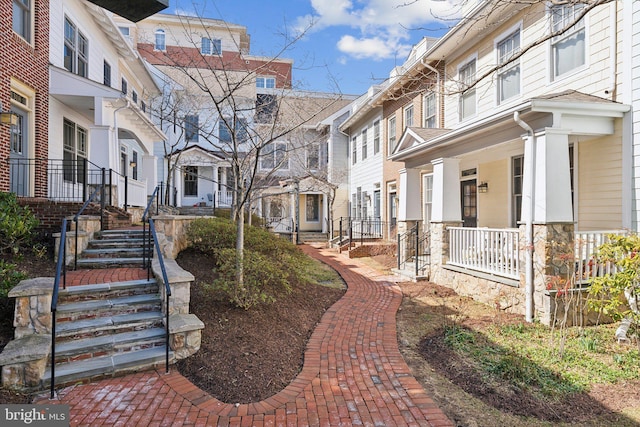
xmin=431 ymin=158 xmax=461 ymax=223
xmin=398 ymin=168 xmax=421 ymax=221
xmin=533 ymin=128 xmax=573 ymax=223
xmin=174 ymin=166 xmax=183 ymax=207
xmin=142 ymin=154 xmax=157 ymax=194
xmin=89 ymin=126 xmax=112 ymax=169
xmin=322 ymin=193 xmax=328 ymax=233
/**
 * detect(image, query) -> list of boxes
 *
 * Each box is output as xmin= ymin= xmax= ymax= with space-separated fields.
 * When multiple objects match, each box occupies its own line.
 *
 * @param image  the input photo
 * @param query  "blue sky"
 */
xmin=166 ymin=0 xmax=461 ymax=96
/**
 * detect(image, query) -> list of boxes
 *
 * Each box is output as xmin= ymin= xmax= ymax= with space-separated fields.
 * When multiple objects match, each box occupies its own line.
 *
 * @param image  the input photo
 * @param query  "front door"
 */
xmin=461 ymin=179 xmax=477 ymax=227
xmin=9 ymin=107 xmax=29 ymax=196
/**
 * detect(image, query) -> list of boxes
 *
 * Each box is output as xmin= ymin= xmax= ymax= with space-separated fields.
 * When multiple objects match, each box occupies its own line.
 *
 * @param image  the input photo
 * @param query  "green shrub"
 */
xmin=0 ymin=192 xmax=39 ymax=254
xmin=0 ymin=260 xmax=26 ymax=299
xmin=212 ymin=248 xmax=292 ymax=309
xmin=187 ymin=217 xmax=236 ymax=254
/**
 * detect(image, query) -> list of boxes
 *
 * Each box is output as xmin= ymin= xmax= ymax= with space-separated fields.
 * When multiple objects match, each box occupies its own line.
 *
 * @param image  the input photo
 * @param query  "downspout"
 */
xmin=514 ymin=111 xmax=535 ymax=323
xmin=604 ymin=1 xmax=617 ymax=100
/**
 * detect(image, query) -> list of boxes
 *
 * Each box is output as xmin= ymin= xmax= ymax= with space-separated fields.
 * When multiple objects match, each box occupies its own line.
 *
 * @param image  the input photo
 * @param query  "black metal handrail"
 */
xmin=73 ymin=184 xmax=105 ymax=270
xmin=397 ymin=222 xmax=430 ymax=275
xmin=50 ymin=218 xmax=68 ymax=398
xmin=142 ymin=186 xmax=160 ymax=275
xmin=148 ymin=217 xmax=171 ymax=373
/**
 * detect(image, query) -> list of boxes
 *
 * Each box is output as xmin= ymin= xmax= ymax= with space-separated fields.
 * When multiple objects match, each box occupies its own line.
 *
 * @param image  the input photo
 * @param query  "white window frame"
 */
xmin=423 ymin=174 xmax=433 ymax=225
xmin=13 ymin=0 xmax=32 ymax=43
xmin=184 ymin=166 xmax=198 ymax=197
xmin=185 ymin=115 xmax=199 ymax=142
xmin=387 ymin=116 xmax=396 ymax=155
xmin=361 ymin=128 xmax=368 ymax=160
xmin=404 ymin=104 xmax=414 ymax=128
xmin=496 ymin=25 xmax=521 ymax=104
xmin=550 ymin=3 xmax=586 ymax=80
xmin=458 ymin=56 xmax=477 ymax=121
xmin=201 ymin=37 xmax=222 ymax=55
xmin=351 ymin=136 xmax=357 ymax=165
xmin=256 ymin=76 xmax=276 ymax=89
xmin=64 ymin=17 xmax=88 ymax=78
xmin=63 ymin=118 xmax=87 ymax=184
xmin=423 ymin=92 xmax=437 ymax=128
xmin=307 ymin=143 xmax=320 ymax=170
xmin=260 ymin=141 xmax=288 ymax=170
xmin=373 ymin=120 xmax=380 ymax=154
xmin=155 ymin=28 xmax=166 ymax=51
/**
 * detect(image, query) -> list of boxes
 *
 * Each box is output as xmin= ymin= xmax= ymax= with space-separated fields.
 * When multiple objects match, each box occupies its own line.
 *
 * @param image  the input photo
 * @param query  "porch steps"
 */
xmin=47 ymin=278 xmax=171 ymax=388
xmin=75 ymin=229 xmax=147 ymax=269
xmin=299 ymin=232 xmax=329 ymax=243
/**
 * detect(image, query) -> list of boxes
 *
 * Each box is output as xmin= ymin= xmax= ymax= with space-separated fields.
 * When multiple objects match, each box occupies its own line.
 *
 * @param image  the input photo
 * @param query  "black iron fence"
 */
xmin=397 ymin=222 xmax=430 ymax=276
xmin=333 ymin=217 xmax=389 ymax=248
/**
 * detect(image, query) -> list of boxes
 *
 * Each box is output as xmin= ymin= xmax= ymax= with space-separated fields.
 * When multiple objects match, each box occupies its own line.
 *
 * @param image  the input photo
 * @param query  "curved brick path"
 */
xmin=36 ymin=245 xmax=453 ymax=427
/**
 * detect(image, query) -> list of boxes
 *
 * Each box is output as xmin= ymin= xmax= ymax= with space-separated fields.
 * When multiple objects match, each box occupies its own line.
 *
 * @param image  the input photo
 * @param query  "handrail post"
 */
xmin=397 ymin=232 xmax=401 ymax=270
xmin=124 ymin=175 xmax=128 ymax=212
xmin=82 ymin=158 xmax=87 ymax=202
xmin=74 ymin=218 xmax=78 ymax=270
xmin=415 ymin=222 xmax=420 ymax=277
xmin=50 ymin=311 xmax=56 ymax=399
xmin=101 ymin=169 xmax=106 ymax=231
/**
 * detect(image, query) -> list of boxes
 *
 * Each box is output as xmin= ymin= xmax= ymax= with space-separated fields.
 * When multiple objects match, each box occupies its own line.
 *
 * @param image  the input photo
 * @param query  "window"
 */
xmin=155 ymin=29 xmax=166 ymax=51
xmin=356 ymin=187 xmax=362 ymax=219
xmin=121 ymin=78 xmax=128 ymax=95
xmin=307 ymin=144 xmax=320 ymax=170
xmin=63 ymin=119 xmax=87 ymax=184
xmin=119 ymin=26 xmax=130 ymax=37
xmin=306 ymin=194 xmax=319 ymax=222
xmin=132 ymin=90 xmax=138 ymax=104
xmin=185 ymin=115 xmax=199 ymax=142
xmin=423 ymin=174 xmax=433 ymax=225
xmin=201 ymin=37 xmax=221 ymax=55
xmin=132 ymin=151 xmax=138 ymax=180
xmin=497 ymin=29 xmax=520 ymax=103
xmin=141 ymin=101 xmax=146 ymax=113
xmin=387 ymin=116 xmax=396 ymax=155
xmin=120 ymin=145 xmax=128 ymax=177
xmin=256 ymin=77 xmax=276 ymax=88
xmin=64 ymin=18 xmax=88 ymax=77
xmin=512 ymin=155 xmax=524 ymax=227
xmin=373 ymin=120 xmax=380 ymax=154
xmin=351 ymin=193 xmax=357 ymax=218
xmin=184 ymin=166 xmax=198 ymax=197
xmin=219 ymin=116 xmax=248 ymax=144
xmin=423 ymin=93 xmax=436 ymax=128
xmin=351 ymin=136 xmax=357 ymax=165
xmin=103 ymin=61 xmax=111 ymax=87
xmin=551 ymin=3 xmax=585 ymax=79
xmin=459 ymin=59 xmax=476 ymax=120
xmin=260 ymin=142 xmax=288 ymax=170
xmin=13 ymin=0 xmax=31 ymax=42
xmin=361 ymin=129 xmax=368 ymax=160
xmin=404 ymin=105 xmax=414 ymax=128
xmin=255 ymin=94 xmax=277 ymax=123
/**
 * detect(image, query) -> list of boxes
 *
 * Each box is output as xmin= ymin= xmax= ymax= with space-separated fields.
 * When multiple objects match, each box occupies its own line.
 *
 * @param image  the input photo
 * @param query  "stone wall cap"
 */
xmin=0 ymin=334 xmax=51 ymax=365
xmin=169 ymin=313 xmax=204 ymax=333
xmin=153 ymin=258 xmax=195 ymax=282
xmin=8 ymin=278 xmax=54 ymax=297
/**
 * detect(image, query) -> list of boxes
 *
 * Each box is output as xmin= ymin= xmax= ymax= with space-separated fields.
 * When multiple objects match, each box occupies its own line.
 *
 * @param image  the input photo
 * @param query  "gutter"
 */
xmin=513 ymin=111 xmax=535 ymax=323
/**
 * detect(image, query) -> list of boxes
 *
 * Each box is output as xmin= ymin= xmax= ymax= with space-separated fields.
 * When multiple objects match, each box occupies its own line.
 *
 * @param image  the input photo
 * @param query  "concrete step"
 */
xmin=56 ymin=294 xmax=162 ymax=322
xmin=59 ymin=279 xmax=158 ymax=303
xmin=81 ymin=247 xmax=146 ymax=259
xmin=44 ymin=346 xmax=172 ymax=388
xmin=97 ymin=230 xmax=145 ymax=240
xmin=87 ymin=238 xmax=148 ymax=249
xmin=55 ymin=311 xmax=164 ymax=339
xmin=53 ymin=327 xmax=167 ymax=363
xmin=75 ymin=257 xmax=146 ymax=269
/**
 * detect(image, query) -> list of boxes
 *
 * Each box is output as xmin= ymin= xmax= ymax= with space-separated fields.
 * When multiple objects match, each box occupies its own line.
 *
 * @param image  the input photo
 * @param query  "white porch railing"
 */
xmin=574 ymin=230 xmax=628 ymax=283
xmin=448 ymin=227 xmax=520 ymax=279
xmin=217 ymin=190 xmax=233 ymax=207
xmin=117 ymin=176 xmax=147 ymax=208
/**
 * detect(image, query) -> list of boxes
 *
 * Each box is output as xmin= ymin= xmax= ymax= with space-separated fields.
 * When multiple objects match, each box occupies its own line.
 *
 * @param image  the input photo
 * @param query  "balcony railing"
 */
xmin=448 ymin=227 xmax=520 ymax=280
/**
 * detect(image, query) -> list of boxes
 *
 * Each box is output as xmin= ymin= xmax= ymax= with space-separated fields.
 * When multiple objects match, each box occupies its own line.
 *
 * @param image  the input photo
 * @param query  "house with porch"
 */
xmin=383 ymin=0 xmax=632 ymax=325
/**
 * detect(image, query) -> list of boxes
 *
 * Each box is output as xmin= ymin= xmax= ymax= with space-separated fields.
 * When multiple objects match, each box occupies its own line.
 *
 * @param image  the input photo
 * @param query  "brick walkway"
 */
xmin=35 ymin=245 xmax=453 ymax=427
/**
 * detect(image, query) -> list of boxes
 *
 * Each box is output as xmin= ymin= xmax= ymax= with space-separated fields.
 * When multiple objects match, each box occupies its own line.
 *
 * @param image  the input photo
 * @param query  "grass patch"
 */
xmin=442 ymin=321 xmax=640 ymax=400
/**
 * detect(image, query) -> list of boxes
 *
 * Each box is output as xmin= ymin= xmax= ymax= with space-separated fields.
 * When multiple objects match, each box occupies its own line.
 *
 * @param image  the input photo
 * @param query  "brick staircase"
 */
xmin=46 ymin=228 xmax=171 ymax=388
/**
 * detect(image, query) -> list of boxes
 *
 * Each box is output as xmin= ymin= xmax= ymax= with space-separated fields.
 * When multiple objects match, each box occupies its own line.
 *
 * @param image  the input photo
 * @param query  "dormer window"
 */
xmin=256 ymin=77 xmax=275 ymax=89
xmin=201 ymin=37 xmax=221 ymax=55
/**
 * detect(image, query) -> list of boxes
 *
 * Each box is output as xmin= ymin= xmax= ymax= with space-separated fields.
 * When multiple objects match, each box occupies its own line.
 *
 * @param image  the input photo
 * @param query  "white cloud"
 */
xmin=174 ymin=7 xmax=199 ymax=17
xmin=295 ymin=0 xmax=460 ymax=60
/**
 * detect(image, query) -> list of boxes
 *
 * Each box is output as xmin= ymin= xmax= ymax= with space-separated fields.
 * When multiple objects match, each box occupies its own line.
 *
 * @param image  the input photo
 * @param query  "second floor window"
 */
xmin=185 ymin=115 xmax=199 ymax=142
xmin=256 ymin=94 xmax=277 ymax=123
xmin=256 ymin=77 xmax=276 ymax=88
xmin=459 ymin=59 xmax=476 ymax=120
xmin=404 ymin=105 xmax=414 ymax=128
xmin=201 ymin=37 xmax=221 ymax=55
xmin=551 ymin=3 xmax=585 ymax=79
xmin=307 ymin=144 xmax=320 ymax=170
xmin=132 ymin=90 xmax=138 ymax=104
xmin=103 ymin=61 xmax=111 ymax=87
xmin=373 ymin=120 xmax=380 ymax=154
xmin=497 ymin=29 xmax=521 ymax=103
xmin=260 ymin=141 xmax=288 ymax=170
xmin=361 ymin=129 xmax=368 ymax=160
xmin=64 ymin=18 xmax=88 ymax=77
xmin=155 ymin=29 xmax=166 ymax=51
xmin=13 ymin=0 xmax=31 ymax=42
xmin=121 ymin=78 xmax=128 ymax=95
xmin=423 ymin=92 xmax=437 ymax=128
xmin=352 ymin=136 xmax=357 ymax=164
xmin=387 ymin=116 xmax=396 ymax=155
